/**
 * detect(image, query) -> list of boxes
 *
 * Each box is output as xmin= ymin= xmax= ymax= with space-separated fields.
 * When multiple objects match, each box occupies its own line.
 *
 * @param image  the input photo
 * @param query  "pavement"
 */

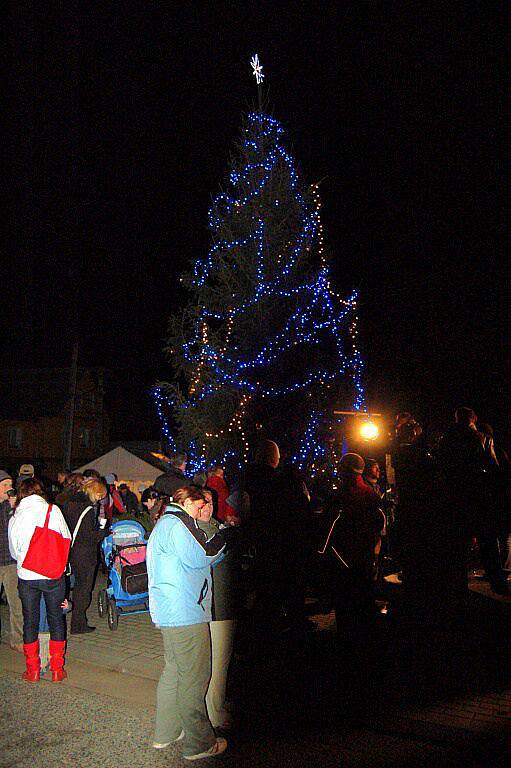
xmin=1 ymin=573 xmax=510 ymax=767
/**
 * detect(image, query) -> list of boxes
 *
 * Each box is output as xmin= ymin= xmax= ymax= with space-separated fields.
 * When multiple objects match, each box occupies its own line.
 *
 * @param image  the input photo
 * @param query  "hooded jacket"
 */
xmin=147 ymin=503 xmax=225 ymax=627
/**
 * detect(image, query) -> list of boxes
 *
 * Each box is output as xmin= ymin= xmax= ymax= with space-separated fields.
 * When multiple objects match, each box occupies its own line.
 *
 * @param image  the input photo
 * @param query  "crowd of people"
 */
xmin=0 ymin=404 xmax=510 ymax=759
xmin=389 ymin=407 xmax=511 ymax=606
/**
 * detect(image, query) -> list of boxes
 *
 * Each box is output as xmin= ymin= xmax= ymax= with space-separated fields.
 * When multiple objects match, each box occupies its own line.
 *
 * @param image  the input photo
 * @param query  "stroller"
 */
xmin=98 ymin=519 xmax=150 ymax=630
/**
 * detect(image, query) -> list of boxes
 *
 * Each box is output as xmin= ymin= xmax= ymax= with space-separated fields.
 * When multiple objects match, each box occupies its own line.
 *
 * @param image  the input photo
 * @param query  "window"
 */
xmin=8 ymin=427 xmax=22 ymax=449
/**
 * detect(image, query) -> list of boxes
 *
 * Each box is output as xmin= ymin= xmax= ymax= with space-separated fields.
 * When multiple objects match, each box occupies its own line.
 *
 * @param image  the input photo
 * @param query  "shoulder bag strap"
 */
xmin=71 ymin=505 xmax=93 ymax=547
xmin=317 ymin=510 xmax=350 ymax=569
xmin=317 ymin=512 xmax=340 ymax=555
xmin=43 ymin=503 xmax=53 ymax=529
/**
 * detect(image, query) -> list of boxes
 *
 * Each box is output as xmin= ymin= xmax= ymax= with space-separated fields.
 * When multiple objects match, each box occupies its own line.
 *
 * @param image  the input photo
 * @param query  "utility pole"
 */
xmin=63 ymin=341 xmax=79 ymax=470
xmin=96 ymin=367 xmax=105 ymax=454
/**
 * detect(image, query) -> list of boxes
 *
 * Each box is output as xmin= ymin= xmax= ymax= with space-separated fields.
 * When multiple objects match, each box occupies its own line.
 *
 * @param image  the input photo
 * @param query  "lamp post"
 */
xmin=333 ymin=410 xmax=383 ymax=442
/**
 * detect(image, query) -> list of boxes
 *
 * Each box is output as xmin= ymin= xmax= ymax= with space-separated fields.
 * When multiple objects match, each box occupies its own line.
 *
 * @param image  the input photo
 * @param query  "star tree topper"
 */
xmin=250 ymin=54 xmax=265 ymax=85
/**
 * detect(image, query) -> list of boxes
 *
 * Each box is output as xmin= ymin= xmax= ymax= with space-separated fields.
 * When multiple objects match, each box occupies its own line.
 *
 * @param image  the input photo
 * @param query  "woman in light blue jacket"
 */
xmin=147 ymin=486 xmax=227 ymax=760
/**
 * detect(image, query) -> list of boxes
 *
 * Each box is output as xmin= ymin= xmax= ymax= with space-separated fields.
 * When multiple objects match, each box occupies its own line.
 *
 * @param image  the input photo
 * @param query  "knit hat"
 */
xmin=0 ymin=469 xmax=12 ymax=482
xmin=339 ymin=453 xmax=365 ymax=474
xmin=104 ymin=473 xmax=116 ymax=485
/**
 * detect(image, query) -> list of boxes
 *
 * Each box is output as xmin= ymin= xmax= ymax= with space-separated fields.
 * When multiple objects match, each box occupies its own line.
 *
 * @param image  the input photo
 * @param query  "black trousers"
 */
xmin=70 ymin=551 xmax=97 ymax=632
xmin=18 ymin=576 xmax=66 ymax=643
xmin=333 ymin=569 xmax=377 ymax=638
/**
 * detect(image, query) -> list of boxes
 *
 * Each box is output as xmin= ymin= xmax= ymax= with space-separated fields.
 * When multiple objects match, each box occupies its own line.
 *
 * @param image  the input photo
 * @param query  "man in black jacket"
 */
xmin=154 ymin=452 xmax=188 ymax=498
xmin=438 ymin=407 xmax=509 ymax=596
xmin=241 ymin=440 xmax=286 ymax=629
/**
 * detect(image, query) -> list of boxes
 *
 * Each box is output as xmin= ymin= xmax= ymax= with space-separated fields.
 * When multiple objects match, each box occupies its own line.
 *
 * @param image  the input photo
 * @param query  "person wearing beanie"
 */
xmin=339 ymin=452 xmax=365 ymax=475
xmin=320 ymin=453 xmax=383 ymax=638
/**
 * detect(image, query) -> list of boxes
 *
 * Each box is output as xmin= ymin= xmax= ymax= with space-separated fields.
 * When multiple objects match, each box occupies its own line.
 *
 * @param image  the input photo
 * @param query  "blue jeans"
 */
xmin=18 ymin=577 xmax=66 ymax=643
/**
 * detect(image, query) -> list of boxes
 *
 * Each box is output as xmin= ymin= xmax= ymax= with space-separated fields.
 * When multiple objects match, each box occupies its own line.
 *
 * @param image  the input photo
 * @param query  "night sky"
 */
xmin=6 ymin=4 xmax=508 ymax=441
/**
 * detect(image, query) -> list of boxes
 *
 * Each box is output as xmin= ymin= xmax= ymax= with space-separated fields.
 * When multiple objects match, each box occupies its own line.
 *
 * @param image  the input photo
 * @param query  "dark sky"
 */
xmin=6 ymin=4 xmax=508 ymax=439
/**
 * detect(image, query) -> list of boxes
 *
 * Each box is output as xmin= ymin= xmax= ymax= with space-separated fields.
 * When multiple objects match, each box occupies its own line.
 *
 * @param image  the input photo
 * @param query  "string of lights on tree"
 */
xmin=154 ymin=57 xmax=367 ymax=475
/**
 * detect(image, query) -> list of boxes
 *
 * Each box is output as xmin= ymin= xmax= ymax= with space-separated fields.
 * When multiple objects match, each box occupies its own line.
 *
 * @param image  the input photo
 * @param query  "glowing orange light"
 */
xmin=359 ymin=421 xmax=379 ymax=440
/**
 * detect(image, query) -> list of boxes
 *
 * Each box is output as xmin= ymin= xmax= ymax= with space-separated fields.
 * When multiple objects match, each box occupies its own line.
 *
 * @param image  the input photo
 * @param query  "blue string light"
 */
xmin=293 ymin=411 xmax=326 ymax=470
xmin=152 ymin=387 xmax=177 ymax=452
xmin=154 ymin=110 xmax=367 ymax=465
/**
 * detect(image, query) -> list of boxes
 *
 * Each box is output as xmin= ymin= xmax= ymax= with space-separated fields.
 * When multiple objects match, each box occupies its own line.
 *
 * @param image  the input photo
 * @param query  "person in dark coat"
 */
xmin=438 ymin=406 xmax=508 ymax=596
xmin=242 ymin=440 xmax=287 ymax=628
xmin=118 ymin=483 xmax=140 ymax=517
xmin=278 ymin=461 xmax=315 ymax=630
xmin=321 ymin=453 xmax=382 ymax=637
xmin=153 ymin=452 xmax=188 ymax=498
xmin=197 ymin=488 xmax=241 ymax=729
xmin=392 ymin=421 xmax=434 ymax=597
xmin=241 ymin=440 xmax=300 ymax=636
xmin=62 ymin=477 xmax=108 ymax=634
xmin=54 ymin=473 xmax=85 ymax=508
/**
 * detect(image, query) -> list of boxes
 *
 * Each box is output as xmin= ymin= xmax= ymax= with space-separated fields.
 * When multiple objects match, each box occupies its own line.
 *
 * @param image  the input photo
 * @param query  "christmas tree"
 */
xmin=154 ymin=64 xmax=365 ymax=475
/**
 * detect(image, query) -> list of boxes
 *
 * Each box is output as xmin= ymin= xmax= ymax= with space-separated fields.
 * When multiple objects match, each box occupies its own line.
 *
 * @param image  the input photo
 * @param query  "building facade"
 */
xmin=0 ymin=368 xmax=109 ymax=479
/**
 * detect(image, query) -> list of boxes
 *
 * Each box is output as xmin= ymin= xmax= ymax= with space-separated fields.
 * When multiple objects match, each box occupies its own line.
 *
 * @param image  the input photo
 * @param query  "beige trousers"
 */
xmin=156 ymin=623 xmax=215 ymax=757
xmin=206 ymin=619 xmax=236 ymax=727
xmin=0 ymin=564 xmax=23 ymax=645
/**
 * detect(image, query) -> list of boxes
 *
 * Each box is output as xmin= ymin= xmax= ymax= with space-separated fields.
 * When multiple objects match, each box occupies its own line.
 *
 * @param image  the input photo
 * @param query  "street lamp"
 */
xmin=359 ymin=421 xmax=379 ymax=440
xmin=333 ymin=410 xmax=383 ymax=444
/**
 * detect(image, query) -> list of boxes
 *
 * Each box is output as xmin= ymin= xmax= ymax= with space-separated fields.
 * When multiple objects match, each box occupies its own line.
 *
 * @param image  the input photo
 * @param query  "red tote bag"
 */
xmin=22 ymin=503 xmax=71 ymax=579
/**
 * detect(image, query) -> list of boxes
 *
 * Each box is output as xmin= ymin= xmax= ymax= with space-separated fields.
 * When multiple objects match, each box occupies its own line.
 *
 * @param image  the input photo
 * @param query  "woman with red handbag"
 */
xmin=8 ymin=478 xmax=71 ymax=682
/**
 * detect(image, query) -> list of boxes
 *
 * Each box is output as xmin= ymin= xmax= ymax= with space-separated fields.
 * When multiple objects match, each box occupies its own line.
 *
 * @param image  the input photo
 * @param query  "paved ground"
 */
xmin=1 ymin=573 xmax=510 ymax=767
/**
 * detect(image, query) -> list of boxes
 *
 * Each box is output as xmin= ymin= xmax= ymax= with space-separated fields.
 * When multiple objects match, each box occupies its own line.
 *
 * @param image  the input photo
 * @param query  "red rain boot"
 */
xmin=22 ymin=640 xmax=40 ymax=682
xmin=49 ymin=639 xmax=67 ymax=682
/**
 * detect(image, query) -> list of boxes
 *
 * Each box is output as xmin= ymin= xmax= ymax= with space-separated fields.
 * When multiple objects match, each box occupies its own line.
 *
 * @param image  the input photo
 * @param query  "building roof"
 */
xmin=0 ymin=367 xmax=100 ymax=420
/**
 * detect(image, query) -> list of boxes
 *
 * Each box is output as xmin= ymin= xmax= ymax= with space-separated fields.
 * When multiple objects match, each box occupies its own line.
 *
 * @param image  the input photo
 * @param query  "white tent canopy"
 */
xmin=76 ymin=446 xmax=163 ymax=496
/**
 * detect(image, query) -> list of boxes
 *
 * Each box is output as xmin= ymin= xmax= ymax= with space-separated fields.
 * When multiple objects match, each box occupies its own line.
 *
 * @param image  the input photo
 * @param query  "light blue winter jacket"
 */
xmin=147 ymin=504 xmax=225 ymax=627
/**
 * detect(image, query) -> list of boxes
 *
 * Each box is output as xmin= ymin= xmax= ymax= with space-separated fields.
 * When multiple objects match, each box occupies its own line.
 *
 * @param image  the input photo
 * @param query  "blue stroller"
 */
xmin=98 ymin=519 xmax=150 ymax=630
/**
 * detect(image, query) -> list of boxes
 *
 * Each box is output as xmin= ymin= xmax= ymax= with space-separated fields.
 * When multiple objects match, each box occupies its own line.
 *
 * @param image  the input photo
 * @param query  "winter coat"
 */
xmin=153 ymin=467 xmax=188 ymax=498
xmin=197 ymin=517 xmax=241 ymax=621
xmin=62 ymin=491 xmax=100 ymax=564
xmin=102 ymin=487 xmax=125 ymax=523
xmin=437 ymin=424 xmax=491 ymax=531
xmin=206 ymin=474 xmax=237 ymax=523
xmin=322 ymin=474 xmax=382 ymax=577
xmin=147 ymin=503 xmax=225 ymax=627
xmin=0 ymin=500 xmax=16 ymax=567
xmin=8 ymin=495 xmax=71 ymax=580
xmin=242 ymin=462 xmax=286 ymax=579
xmin=120 ymin=488 xmax=140 ymax=517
